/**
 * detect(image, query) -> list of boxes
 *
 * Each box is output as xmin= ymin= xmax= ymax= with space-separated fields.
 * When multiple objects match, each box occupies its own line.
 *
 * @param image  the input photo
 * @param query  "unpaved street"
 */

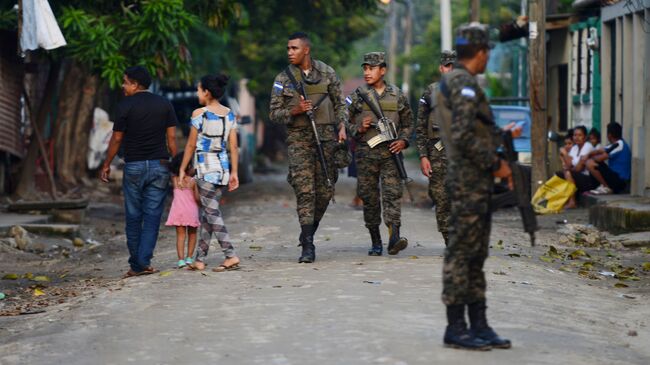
xmin=1 ymin=170 xmax=649 ymax=365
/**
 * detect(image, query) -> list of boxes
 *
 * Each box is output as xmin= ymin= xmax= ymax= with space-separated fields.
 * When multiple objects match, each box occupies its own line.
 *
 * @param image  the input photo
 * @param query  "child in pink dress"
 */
xmin=166 ymin=153 xmax=201 ymax=268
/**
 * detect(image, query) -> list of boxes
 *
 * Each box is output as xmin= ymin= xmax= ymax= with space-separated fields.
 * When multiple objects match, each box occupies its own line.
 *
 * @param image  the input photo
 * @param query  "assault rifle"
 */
xmin=492 ymin=130 xmax=538 ymax=246
xmin=284 ymin=69 xmax=332 ymax=188
xmin=356 ymin=89 xmax=409 ymax=182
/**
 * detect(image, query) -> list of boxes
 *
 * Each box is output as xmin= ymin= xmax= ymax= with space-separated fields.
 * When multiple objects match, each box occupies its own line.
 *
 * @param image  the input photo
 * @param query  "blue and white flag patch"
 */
xmin=273 ymin=82 xmax=283 ymax=94
xmin=419 ymin=97 xmax=427 ymax=104
xmin=345 ymin=96 xmax=352 ymax=105
xmin=460 ymin=87 xmax=476 ymax=98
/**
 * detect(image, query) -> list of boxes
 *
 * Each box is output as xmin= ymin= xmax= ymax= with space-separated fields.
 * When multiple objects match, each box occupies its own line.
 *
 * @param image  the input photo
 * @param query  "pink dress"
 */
xmin=165 ymin=185 xmax=200 ymax=227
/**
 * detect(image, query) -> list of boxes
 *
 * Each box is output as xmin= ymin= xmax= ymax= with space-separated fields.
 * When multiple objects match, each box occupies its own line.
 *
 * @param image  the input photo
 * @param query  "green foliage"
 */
xmin=0 ymin=2 xmax=16 ymax=30
xmin=59 ymin=0 xmax=199 ymax=88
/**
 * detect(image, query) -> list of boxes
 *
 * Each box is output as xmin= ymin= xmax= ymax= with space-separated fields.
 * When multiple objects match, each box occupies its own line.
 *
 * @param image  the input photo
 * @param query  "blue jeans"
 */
xmin=122 ymin=160 xmax=170 ymax=272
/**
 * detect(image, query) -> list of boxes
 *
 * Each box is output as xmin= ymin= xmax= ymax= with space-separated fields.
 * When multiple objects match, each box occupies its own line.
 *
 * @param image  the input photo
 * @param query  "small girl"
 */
xmin=179 ymin=73 xmax=240 ymax=272
xmin=165 ymin=152 xmax=200 ymax=268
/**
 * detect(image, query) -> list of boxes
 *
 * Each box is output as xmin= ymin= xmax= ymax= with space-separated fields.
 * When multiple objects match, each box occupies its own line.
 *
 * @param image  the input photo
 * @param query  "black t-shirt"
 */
xmin=113 ymin=92 xmax=178 ymax=162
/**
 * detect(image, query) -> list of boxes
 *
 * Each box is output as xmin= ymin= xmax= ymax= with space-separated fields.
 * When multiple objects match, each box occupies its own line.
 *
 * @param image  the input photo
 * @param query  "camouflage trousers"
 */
xmin=356 ymin=144 xmax=403 ymax=228
xmin=441 ymin=167 xmax=493 ymax=305
xmin=427 ymin=141 xmax=450 ymax=241
xmin=287 ymin=141 xmax=339 ymax=226
xmin=196 ymin=179 xmax=235 ymax=261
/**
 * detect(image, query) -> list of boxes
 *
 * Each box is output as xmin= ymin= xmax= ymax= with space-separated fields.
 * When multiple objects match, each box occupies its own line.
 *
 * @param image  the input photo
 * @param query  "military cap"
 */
xmin=455 ymin=22 xmax=495 ymax=49
xmin=362 ymin=52 xmax=387 ymax=67
xmin=333 ymin=140 xmax=352 ymax=169
xmin=440 ymin=50 xmax=457 ymax=65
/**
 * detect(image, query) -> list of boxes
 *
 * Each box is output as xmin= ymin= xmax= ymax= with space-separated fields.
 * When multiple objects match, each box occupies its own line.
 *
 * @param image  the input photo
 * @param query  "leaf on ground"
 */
xmin=507 ymin=253 xmax=521 ymax=258
xmin=642 ymin=263 xmax=650 ymax=271
xmin=33 ymin=276 xmax=50 ymax=282
xmin=539 ymin=256 xmax=553 ymax=263
xmin=249 ymin=245 xmax=262 ymax=251
xmin=33 ymin=288 xmax=45 ymax=297
xmin=492 ymin=271 xmax=507 ymax=275
xmin=614 ymin=282 xmax=629 ymax=288
xmin=568 ymin=249 xmax=589 ymax=260
xmin=547 ymin=246 xmax=563 ymax=259
xmin=642 ymin=248 xmax=650 ymax=255
xmin=582 ymin=262 xmax=595 ymax=270
xmin=159 ymin=271 xmax=173 ymax=277
xmin=409 ymin=256 xmax=419 ymax=259
xmin=495 ymin=240 xmax=504 ymax=250
xmin=23 ymin=273 xmax=34 ymax=279
xmin=559 ymin=266 xmax=573 ymax=272
xmin=578 ymin=270 xmax=590 ymax=277
xmin=2 ymin=274 xmax=19 ymax=280
xmin=325 ymin=236 xmax=331 ymax=241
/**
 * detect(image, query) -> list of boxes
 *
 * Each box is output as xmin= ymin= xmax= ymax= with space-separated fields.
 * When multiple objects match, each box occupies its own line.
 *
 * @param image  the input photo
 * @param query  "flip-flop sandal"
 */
xmin=122 ymin=269 xmax=140 ymax=279
xmin=212 ymin=264 xmax=240 ymax=273
xmin=138 ymin=267 xmax=159 ymax=275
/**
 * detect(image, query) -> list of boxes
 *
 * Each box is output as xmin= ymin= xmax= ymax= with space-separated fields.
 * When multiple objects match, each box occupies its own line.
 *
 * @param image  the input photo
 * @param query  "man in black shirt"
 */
xmin=100 ymin=66 xmax=177 ymax=278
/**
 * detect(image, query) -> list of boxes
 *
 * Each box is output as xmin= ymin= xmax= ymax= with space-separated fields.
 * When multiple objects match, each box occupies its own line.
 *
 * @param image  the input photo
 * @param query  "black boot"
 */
xmin=367 ymin=226 xmax=383 ymax=256
xmin=298 ymin=221 xmax=320 ymax=246
xmin=468 ymin=301 xmax=511 ymax=349
xmin=387 ymin=224 xmax=408 ymax=255
xmin=443 ymin=305 xmax=491 ymax=351
xmin=298 ymin=225 xmax=316 ymax=263
xmin=442 ymin=232 xmax=449 ymax=247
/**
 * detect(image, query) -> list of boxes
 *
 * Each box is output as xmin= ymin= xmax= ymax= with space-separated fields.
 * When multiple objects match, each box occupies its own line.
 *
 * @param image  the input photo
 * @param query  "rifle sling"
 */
xmin=284 ymin=67 xmax=329 ymax=110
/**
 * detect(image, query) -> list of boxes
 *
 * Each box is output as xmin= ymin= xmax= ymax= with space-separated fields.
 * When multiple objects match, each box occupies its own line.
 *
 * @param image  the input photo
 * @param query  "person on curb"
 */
xmin=100 ymin=66 xmax=177 ymax=278
xmin=346 ymin=52 xmax=413 ymax=256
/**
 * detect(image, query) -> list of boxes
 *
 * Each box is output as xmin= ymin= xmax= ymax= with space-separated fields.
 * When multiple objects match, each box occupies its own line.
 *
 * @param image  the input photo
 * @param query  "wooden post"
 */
xmin=471 ymin=0 xmax=480 ymax=22
xmin=528 ymin=0 xmax=548 ymax=194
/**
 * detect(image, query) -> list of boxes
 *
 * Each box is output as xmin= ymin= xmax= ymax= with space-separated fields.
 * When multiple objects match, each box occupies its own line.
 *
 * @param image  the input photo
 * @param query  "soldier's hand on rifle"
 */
xmin=389 ymin=139 xmax=407 ymax=154
xmin=420 ymin=157 xmax=432 ymax=178
xmin=291 ymin=96 xmax=313 ymax=116
xmin=358 ymin=116 xmax=373 ymax=134
xmin=493 ymin=159 xmax=514 ymax=190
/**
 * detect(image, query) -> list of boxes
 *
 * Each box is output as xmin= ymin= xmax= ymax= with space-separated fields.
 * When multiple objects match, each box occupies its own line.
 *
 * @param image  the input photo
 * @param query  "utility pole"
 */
xmin=470 ymin=0 xmax=480 ymax=22
xmin=528 ymin=0 xmax=548 ymax=193
xmin=401 ymin=0 xmax=413 ymax=94
xmin=387 ymin=1 xmax=398 ymax=85
xmin=440 ymin=0 xmax=452 ymax=51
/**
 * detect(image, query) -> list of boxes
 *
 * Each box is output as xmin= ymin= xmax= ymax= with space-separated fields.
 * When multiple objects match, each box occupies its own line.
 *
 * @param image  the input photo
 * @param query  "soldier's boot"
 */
xmin=443 ymin=305 xmax=491 ymax=351
xmin=367 ymin=226 xmax=383 ymax=256
xmin=468 ymin=301 xmax=512 ymax=349
xmin=298 ymin=225 xmax=316 ymax=264
xmin=387 ymin=224 xmax=408 ymax=255
xmin=298 ymin=221 xmax=320 ymax=245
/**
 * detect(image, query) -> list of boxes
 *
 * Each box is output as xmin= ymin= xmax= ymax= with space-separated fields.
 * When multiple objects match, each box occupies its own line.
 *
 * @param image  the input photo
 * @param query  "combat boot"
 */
xmin=367 ymin=226 xmax=383 ymax=256
xmin=387 ymin=224 xmax=408 ymax=255
xmin=298 ymin=224 xmax=316 ymax=263
xmin=298 ymin=221 xmax=320 ymax=246
xmin=443 ymin=305 xmax=491 ymax=351
xmin=468 ymin=301 xmax=511 ymax=349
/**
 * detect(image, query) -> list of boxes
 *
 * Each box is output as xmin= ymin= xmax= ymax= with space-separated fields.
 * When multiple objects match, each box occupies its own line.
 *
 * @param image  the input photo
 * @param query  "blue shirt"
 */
xmin=607 ymin=139 xmax=631 ymax=181
xmin=191 ymin=108 xmax=237 ymax=186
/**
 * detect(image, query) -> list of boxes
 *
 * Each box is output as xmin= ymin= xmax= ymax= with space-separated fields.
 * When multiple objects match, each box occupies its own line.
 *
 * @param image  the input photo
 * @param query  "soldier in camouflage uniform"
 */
xmin=346 ymin=52 xmax=413 ymax=256
xmin=269 ymin=32 xmax=347 ymax=263
xmin=436 ymin=24 xmax=514 ymax=350
xmin=415 ymin=50 xmax=456 ymax=246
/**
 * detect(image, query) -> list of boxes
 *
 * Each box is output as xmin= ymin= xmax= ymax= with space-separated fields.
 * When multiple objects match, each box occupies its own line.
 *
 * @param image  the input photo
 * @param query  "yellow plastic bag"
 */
xmin=531 ymin=175 xmax=577 ymax=214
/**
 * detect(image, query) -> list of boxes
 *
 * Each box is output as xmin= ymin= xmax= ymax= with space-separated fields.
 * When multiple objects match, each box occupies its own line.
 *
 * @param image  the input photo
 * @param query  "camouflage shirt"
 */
xmin=346 ymin=83 xmax=413 ymax=144
xmin=438 ymin=64 xmax=501 ymax=172
xmin=269 ymin=60 xmax=347 ymax=144
xmin=415 ymin=82 xmax=439 ymax=158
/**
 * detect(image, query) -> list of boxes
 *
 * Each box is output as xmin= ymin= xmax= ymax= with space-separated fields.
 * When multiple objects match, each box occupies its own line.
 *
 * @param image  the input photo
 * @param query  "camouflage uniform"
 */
xmin=437 ymin=52 xmax=501 ymax=306
xmin=347 ymin=53 xmax=413 ymax=229
xmin=415 ymin=50 xmax=456 ymax=244
xmin=269 ymin=60 xmax=346 ymax=227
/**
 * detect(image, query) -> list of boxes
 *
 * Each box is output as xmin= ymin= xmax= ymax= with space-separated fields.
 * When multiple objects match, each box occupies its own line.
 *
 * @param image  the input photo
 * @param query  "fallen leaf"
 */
xmin=409 ymin=256 xmax=419 ymax=259
xmin=559 ymin=266 xmax=573 ymax=272
xmin=159 ymin=271 xmax=173 ymax=277
xmin=568 ymin=249 xmax=588 ymax=260
xmin=23 ymin=273 xmax=34 ymax=280
xmin=33 ymin=288 xmax=45 ymax=297
xmin=539 ymin=256 xmax=553 ymax=263
xmin=507 ymin=253 xmax=521 ymax=258
xmin=642 ymin=248 xmax=650 ymax=255
xmin=249 ymin=245 xmax=262 ymax=251
xmin=642 ymin=263 xmax=650 ymax=271
xmin=547 ymin=246 xmax=563 ymax=259
xmin=582 ymin=262 xmax=594 ymax=270
xmin=614 ymin=282 xmax=629 ymax=288
xmin=2 ymin=274 xmax=19 ymax=280
xmin=33 ymin=276 xmax=50 ymax=282
xmin=495 ymin=240 xmax=504 ymax=250
xmin=492 ymin=271 xmax=507 ymax=275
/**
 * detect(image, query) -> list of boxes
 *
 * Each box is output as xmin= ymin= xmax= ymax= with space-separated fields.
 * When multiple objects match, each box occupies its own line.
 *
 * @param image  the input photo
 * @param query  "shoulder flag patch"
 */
xmin=273 ymin=82 xmax=283 ymax=91
xmin=345 ymin=96 xmax=352 ymax=105
xmin=419 ymin=96 xmax=427 ymax=104
xmin=460 ymin=87 xmax=476 ymax=98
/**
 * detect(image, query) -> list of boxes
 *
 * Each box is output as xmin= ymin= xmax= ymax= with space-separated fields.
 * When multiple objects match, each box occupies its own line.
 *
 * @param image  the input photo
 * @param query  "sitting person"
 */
xmin=585 ymin=122 xmax=631 ymax=195
xmin=559 ymin=128 xmax=574 ymax=156
xmin=557 ymin=125 xmax=596 ymax=208
xmin=588 ymin=127 xmax=601 ymax=149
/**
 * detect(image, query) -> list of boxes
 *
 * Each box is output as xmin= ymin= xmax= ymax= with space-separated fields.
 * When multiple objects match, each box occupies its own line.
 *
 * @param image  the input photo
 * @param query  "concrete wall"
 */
xmin=601 ymin=1 xmax=650 ymax=196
